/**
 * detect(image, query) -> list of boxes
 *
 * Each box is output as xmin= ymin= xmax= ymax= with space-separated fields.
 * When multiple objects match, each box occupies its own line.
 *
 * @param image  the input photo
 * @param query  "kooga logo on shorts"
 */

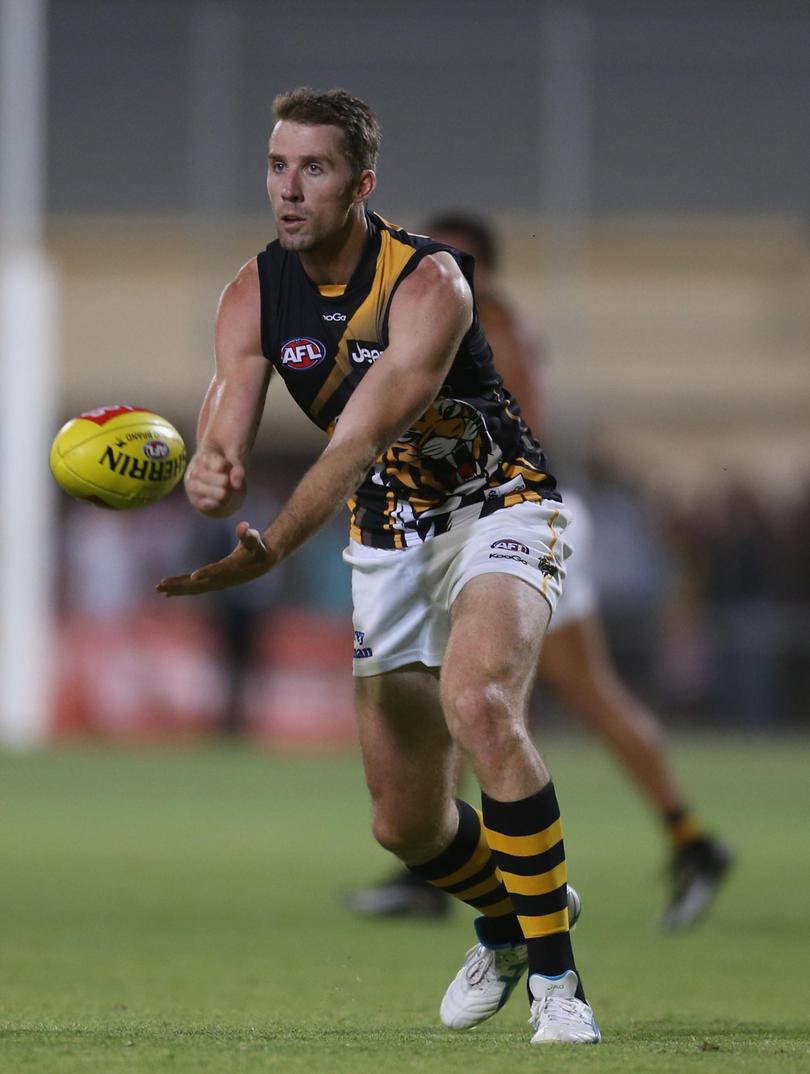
xmin=280 ymin=337 xmax=327 ymax=371
xmin=491 ymin=539 xmax=530 ymax=555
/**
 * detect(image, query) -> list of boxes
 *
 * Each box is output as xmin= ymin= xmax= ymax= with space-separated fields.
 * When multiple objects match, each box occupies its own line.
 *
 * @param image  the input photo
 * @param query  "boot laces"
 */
xmin=463 ymin=942 xmax=525 ymax=986
xmin=462 ymin=944 xmax=496 ymax=986
xmin=529 ymin=994 xmax=585 ymax=1030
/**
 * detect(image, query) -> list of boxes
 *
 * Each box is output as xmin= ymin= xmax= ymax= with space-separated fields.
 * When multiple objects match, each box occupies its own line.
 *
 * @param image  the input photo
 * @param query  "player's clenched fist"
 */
xmin=184 ymin=446 xmax=247 ymax=517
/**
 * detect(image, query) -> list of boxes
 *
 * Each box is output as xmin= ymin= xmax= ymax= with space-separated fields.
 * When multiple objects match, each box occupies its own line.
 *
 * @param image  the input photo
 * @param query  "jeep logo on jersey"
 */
xmin=348 ymin=340 xmax=382 ymax=365
xmin=491 ymin=539 xmax=530 ymax=555
xmin=280 ymin=337 xmax=327 ymax=371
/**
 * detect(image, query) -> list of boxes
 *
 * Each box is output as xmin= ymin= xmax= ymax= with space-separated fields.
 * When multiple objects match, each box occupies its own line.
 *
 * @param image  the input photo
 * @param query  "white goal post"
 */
xmin=0 ymin=0 xmax=57 ymax=747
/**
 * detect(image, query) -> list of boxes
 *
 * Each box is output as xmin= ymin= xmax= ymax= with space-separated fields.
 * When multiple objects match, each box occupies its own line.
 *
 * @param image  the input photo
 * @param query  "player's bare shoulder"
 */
xmin=402 ymin=250 xmax=471 ymax=303
xmin=390 ymin=250 xmax=473 ymax=336
xmin=216 ymin=257 xmax=263 ymax=359
xmin=218 ymin=257 xmax=261 ymax=320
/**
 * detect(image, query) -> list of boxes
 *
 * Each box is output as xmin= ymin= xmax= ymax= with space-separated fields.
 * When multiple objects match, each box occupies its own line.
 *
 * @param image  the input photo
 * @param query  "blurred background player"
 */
xmin=343 ymin=212 xmax=733 ymax=932
xmin=185 ymin=472 xmax=282 ymax=737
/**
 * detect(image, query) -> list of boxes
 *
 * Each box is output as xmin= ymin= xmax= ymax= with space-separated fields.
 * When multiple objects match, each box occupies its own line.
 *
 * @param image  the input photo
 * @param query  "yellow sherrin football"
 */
xmin=50 ymin=405 xmax=187 ymax=510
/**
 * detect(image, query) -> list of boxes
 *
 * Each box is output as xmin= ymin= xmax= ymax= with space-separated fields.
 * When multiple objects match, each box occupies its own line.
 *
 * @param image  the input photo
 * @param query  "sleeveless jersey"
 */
xmin=256 ymin=211 xmax=559 ymax=549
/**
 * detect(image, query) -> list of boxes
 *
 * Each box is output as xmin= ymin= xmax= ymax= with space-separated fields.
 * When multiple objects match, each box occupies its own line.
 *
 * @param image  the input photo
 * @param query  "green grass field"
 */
xmin=1 ymin=735 xmax=809 ymax=1073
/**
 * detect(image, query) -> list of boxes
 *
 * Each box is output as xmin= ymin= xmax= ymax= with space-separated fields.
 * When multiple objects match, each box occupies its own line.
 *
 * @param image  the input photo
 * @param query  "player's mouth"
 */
xmin=280 ymin=214 xmax=306 ymax=227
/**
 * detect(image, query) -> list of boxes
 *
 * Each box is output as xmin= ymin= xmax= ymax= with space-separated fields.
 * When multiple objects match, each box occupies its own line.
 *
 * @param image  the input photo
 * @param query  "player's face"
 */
xmin=267 ymin=121 xmax=370 ymax=252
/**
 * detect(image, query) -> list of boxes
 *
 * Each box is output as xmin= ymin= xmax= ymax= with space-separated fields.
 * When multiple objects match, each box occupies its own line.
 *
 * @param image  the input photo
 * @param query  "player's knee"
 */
xmin=442 ymin=679 xmax=521 ymax=755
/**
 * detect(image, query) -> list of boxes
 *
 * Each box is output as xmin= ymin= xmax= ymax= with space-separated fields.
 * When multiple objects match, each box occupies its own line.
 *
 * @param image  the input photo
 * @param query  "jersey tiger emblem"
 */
xmin=280 ymin=337 xmax=327 ymax=371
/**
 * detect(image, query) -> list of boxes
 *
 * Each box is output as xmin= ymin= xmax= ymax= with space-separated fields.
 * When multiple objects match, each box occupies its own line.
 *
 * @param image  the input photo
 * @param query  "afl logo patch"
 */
xmin=280 ymin=337 xmax=327 ymax=371
xmin=143 ymin=439 xmax=169 ymax=460
xmin=491 ymin=539 xmax=530 ymax=555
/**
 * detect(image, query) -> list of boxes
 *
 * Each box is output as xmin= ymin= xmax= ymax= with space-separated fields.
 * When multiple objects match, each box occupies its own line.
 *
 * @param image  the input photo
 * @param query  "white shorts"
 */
xmin=343 ymin=500 xmax=572 ymax=677
xmin=548 ymin=489 xmax=598 ymax=633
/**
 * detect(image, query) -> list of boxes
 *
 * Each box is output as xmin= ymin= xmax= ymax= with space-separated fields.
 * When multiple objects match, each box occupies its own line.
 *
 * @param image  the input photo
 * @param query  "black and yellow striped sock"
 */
xmin=664 ymin=805 xmax=704 ymax=847
xmin=408 ymin=799 xmax=524 ymax=945
xmin=482 ymin=782 xmax=585 ymax=1000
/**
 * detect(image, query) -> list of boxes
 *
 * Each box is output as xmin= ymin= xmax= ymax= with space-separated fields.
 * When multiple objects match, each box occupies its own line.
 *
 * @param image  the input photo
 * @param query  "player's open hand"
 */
xmin=156 ymin=522 xmax=276 ymax=596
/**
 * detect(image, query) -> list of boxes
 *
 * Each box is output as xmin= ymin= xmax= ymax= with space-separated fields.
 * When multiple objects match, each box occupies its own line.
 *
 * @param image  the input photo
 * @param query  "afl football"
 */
xmin=50 ymin=405 xmax=187 ymax=510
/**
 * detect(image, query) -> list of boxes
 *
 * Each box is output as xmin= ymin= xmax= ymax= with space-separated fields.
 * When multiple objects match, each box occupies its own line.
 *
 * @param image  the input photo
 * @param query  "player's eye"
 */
xmin=270 ymin=160 xmax=285 ymax=172
xmin=306 ymin=163 xmax=323 ymax=175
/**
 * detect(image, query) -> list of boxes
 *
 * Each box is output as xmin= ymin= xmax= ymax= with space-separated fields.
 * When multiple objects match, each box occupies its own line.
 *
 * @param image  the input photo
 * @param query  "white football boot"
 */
xmin=528 ymin=969 xmax=600 ymax=1044
xmin=440 ymin=884 xmax=581 ymax=1030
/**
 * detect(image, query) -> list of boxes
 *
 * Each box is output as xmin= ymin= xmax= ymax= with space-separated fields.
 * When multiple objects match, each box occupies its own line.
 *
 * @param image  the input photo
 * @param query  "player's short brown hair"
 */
xmin=272 ymin=87 xmax=381 ymax=178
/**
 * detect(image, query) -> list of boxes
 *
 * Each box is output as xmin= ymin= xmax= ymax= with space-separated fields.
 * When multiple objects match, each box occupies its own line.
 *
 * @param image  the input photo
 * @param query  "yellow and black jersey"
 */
xmin=256 ymin=211 xmax=559 ymax=549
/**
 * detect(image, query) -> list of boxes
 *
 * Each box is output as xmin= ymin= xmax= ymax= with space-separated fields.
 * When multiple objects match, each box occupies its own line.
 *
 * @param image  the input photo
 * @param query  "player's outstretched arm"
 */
xmin=157 ymin=520 xmax=275 ymax=596
xmin=158 ymin=252 xmax=472 ymax=596
xmin=184 ymin=258 xmax=271 ymax=518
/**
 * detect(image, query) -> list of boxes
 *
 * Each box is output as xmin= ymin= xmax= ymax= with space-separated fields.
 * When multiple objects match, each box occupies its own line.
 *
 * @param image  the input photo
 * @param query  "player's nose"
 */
xmin=281 ymin=173 xmax=303 ymax=200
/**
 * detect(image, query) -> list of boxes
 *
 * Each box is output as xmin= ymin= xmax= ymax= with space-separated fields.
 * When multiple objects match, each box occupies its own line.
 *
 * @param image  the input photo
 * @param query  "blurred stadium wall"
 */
xmin=48 ymin=1 xmax=809 ymax=498
xmin=6 ymin=0 xmax=810 ymax=740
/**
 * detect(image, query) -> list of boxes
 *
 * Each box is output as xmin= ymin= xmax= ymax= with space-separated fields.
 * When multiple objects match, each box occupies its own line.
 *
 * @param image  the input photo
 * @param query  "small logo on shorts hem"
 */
xmin=538 ymin=556 xmax=559 ymax=577
xmin=353 ymin=630 xmax=373 ymax=658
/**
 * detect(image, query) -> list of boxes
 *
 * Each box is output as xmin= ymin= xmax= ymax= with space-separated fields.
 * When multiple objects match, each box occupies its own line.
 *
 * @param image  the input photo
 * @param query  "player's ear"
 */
xmin=354 ymin=168 xmax=376 ymax=204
